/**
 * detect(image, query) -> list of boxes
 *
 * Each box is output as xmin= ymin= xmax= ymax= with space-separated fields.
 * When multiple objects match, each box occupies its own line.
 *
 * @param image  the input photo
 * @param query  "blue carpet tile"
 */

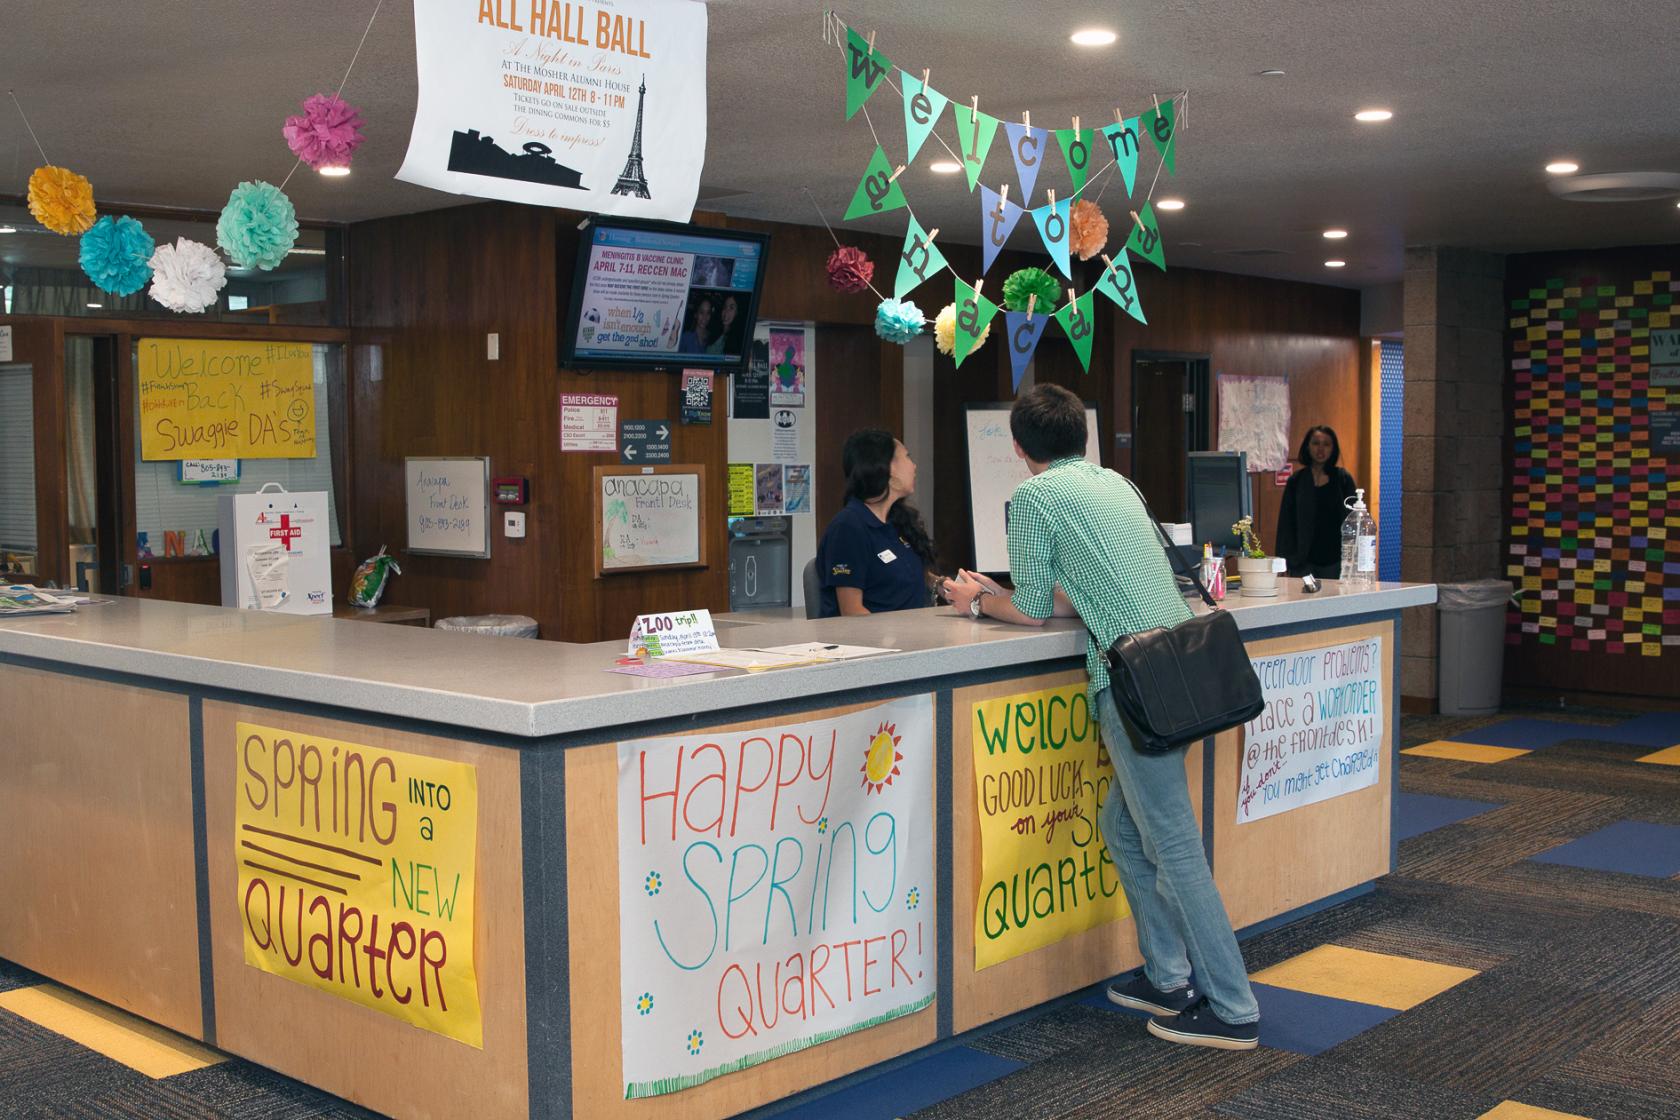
xmin=1531 ymin=819 xmax=1680 ymax=878
xmin=1248 ymin=983 xmax=1399 ymax=1056
xmin=773 ymin=1045 xmax=1024 ymax=1119
xmin=1450 ymin=718 xmax=1610 ymax=750
xmin=1597 ymin=712 xmax=1680 ymax=748
xmin=1395 ymin=792 xmax=1503 ymax=841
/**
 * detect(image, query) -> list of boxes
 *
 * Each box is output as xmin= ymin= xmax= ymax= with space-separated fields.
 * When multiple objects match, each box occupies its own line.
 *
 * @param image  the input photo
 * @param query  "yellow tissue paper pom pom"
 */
xmin=934 ymin=302 xmax=991 ymax=357
xmin=28 ymin=165 xmax=97 ymax=236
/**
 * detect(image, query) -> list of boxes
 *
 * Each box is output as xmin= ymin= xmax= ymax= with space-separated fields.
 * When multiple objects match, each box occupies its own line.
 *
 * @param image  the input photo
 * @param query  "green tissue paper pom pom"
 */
xmin=1001 ymin=267 xmax=1060 ymax=313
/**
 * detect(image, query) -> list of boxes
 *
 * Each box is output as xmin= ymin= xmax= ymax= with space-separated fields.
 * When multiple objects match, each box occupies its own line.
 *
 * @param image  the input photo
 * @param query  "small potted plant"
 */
xmin=1231 ymin=516 xmax=1279 ymax=598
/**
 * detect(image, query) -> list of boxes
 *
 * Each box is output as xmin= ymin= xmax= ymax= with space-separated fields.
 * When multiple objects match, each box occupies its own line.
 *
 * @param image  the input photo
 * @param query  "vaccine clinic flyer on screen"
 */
xmin=573 ymin=226 xmax=760 ymax=360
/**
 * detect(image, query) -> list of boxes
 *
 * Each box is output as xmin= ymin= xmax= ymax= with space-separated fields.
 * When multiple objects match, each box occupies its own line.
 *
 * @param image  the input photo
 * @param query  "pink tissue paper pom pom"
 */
xmin=283 ymin=93 xmax=366 ymax=170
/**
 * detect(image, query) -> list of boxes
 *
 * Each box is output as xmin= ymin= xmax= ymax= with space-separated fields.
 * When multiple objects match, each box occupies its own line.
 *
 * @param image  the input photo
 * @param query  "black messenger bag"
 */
xmin=1099 ymin=481 xmax=1265 ymax=755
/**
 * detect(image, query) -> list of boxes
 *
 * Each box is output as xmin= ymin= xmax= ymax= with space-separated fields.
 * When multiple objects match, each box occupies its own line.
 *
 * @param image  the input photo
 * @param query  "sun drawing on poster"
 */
xmin=861 ymin=721 xmax=904 ymax=793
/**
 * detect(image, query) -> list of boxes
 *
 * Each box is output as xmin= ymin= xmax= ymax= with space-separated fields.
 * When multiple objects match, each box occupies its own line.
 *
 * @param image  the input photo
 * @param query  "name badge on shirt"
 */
xmin=877 ymin=549 xmax=897 ymax=564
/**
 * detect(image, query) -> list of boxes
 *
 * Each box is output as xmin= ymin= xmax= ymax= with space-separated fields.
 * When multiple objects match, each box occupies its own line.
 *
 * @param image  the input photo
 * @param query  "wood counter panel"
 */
xmin=201 ymin=702 xmax=528 ymax=1120
xmin=1213 ymin=619 xmax=1396 ymax=930
xmin=950 ymin=670 xmax=1203 ymax=1034
xmin=0 ymin=663 xmax=201 ymax=1037
xmin=565 ymin=695 xmax=939 ymax=1120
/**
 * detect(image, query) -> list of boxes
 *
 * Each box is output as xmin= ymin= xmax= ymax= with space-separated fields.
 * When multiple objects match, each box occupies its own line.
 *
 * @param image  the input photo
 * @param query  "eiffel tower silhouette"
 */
xmin=611 ymin=76 xmax=652 ymax=199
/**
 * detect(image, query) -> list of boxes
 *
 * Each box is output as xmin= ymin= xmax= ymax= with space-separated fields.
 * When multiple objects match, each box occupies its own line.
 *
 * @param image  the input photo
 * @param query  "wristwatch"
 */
xmin=968 ymin=588 xmax=992 ymax=619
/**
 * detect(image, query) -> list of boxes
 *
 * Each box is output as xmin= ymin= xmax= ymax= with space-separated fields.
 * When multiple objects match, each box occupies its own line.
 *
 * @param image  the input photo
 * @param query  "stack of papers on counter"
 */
xmin=0 ymin=585 xmax=79 ymax=616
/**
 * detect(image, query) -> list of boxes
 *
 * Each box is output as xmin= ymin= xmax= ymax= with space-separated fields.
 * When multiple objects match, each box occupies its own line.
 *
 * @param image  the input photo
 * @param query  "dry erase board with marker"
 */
xmin=594 ymin=464 xmax=707 ymax=576
xmin=405 ymin=457 xmax=491 ymax=557
xmin=964 ymin=403 xmax=1100 ymax=574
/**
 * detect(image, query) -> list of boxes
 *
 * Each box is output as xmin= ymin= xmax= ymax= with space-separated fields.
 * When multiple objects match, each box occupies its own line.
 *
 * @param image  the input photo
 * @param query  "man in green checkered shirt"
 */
xmin=943 ymin=384 xmax=1260 ymax=1051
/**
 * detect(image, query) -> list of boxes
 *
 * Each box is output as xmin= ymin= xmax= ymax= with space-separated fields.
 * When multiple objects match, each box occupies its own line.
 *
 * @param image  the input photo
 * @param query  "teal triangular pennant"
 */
xmin=1030 ymin=197 xmax=1073 ymax=280
xmin=1094 ymin=249 xmax=1148 ymax=325
xmin=900 ymin=72 xmax=950 ymax=163
xmin=895 ymin=214 xmax=949 ymax=298
xmin=1098 ymin=117 xmax=1141 ymax=197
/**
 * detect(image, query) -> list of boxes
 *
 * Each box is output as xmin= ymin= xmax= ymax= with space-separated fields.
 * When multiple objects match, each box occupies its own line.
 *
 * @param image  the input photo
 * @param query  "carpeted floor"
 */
xmin=0 ymin=706 xmax=1676 ymax=1120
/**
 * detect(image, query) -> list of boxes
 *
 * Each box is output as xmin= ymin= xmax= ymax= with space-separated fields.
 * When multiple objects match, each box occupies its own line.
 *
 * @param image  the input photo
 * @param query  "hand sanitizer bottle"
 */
xmin=1339 ymin=489 xmax=1378 ymax=587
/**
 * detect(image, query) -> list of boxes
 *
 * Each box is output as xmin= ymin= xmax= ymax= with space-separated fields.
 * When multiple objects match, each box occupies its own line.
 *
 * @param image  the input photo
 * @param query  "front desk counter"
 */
xmin=0 ymin=581 xmax=1434 ymax=1120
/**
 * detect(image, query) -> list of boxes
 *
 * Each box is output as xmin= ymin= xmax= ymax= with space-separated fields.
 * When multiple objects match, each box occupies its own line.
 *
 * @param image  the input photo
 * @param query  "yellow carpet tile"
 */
xmin=1250 ymin=944 xmax=1479 ymax=1011
xmin=1402 ymin=741 xmax=1532 ymax=764
xmin=0 ymin=984 xmax=224 ymax=1079
xmin=1477 ymin=1102 xmax=1593 ymax=1120
xmin=1635 ymin=744 xmax=1680 ymax=766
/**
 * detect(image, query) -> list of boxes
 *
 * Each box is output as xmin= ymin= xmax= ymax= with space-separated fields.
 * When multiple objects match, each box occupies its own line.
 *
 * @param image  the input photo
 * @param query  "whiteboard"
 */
xmin=596 ymin=466 xmax=707 ymax=575
xmin=1216 ymin=374 xmax=1291 ymax=472
xmin=404 ymin=457 xmax=491 ymax=558
xmin=965 ymin=404 xmax=1101 ymax=574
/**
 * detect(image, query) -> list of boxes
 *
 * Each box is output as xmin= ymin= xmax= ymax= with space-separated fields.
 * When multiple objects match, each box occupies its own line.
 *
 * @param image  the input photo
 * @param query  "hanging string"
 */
xmin=6 ymin=91 xmax=52 ymax=167
xmin=802 ymin=186 xmax=887 ymax=302
xmin=279 ymin=0 xmax=386 ymax=192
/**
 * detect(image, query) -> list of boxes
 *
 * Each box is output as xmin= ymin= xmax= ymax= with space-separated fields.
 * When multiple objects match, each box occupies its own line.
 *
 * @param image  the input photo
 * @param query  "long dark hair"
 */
xmin=1297 ymin=425 xmax=1342 ymax=469
xmin=842 ymin=429 xmax=939 ymax=570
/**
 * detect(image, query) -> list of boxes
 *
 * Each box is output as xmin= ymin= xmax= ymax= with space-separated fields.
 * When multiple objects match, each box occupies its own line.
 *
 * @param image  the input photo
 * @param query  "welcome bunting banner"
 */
xmin=979 ymin=185 xmax=1027 ymax=275
xmin=1004 ymin=309 xmax=1051 ymax=390
xmin=844 ymin=145 xmax=908 ymax=221
xmin=953 ymin=276 xmax=1001 ymax=368
xmin=895 ymin=214 xmax=948 ymax=297
xmin=845 ymin=27 xmax=893 ymax=120
xmin=1001 ymin=121 xmax=1050 ymax=203
xmin=900 ymin=71 xmax=950 ymax=163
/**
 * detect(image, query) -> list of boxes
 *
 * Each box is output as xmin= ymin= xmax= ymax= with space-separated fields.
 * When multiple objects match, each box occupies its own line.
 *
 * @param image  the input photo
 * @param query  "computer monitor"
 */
xmin=1187 ymin=451 xmax=1251 ymax=554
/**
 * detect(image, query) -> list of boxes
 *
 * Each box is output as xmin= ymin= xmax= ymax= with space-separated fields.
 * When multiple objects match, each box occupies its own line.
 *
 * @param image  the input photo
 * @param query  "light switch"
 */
xmin=503 ymin=511 xmax=526 ymax=538
xmin=487 ymin=332 xmax=500 ymax=360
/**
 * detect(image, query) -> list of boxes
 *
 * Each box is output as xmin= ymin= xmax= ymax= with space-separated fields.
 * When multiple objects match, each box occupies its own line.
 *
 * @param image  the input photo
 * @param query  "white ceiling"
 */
xmin=3 ymin=0 xmax=1678 ymax=287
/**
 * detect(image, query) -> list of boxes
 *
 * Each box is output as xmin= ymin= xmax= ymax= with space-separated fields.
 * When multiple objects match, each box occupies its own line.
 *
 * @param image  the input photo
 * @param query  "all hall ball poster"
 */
xmin=399 ymin=0 xmax=708 ymax=222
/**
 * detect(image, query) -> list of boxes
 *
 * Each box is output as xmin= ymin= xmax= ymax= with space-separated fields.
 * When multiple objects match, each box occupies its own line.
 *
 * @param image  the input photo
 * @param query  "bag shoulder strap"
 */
xmin=1113 ymin=472 xmax=1221 ymax=611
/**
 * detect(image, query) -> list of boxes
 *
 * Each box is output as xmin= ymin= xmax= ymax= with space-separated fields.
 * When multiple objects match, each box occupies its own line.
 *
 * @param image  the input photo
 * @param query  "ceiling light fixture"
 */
xmin=929 ymin=160 xmax=961 ymax=174
xmin=86 ymin=302 xmax=103 ymax=308
xmin=1545 ymin=160 xmax=1579 ymax=175
xmin=1070 ymin=28 xmax=1118 ymax=47
xmin=1323 ymin=229 xmax=1348 ymax=239
xmin=1157 ymin=198 xmax=1186 ymax=211
xmin=1353 ymin=108 xmax=1393 ymax=122
xmin=1325 ymin=260 xmax=1346 ymax=268
xmin=318 ymin=165 xmax=351 ymax=178
xmin=0 ymin=225 xmax=15 ymax=234
xmin=1258 ymin=69 xmax=1285 ymax=77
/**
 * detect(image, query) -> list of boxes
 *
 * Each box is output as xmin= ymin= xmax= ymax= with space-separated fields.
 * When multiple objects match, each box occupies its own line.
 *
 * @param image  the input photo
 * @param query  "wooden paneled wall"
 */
xmin=345 ymin=205 xmax=906 ymax=642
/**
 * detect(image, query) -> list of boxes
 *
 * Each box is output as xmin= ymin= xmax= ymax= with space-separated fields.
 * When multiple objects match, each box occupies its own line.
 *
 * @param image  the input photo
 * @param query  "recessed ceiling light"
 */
xmin=318 ymin=165 xmax=351 ymax=177
xmin=1325 ymin=260 xmax=1346 ymax=269
xmin=1353 ymin=108 xmax=1393 ymax=122
xmin=1258 ymin=69 xmax=1285 ymax=77
xmin=1545 ymin=160 xmax=1579 ymax=175
xmin=1157 ymin=198 xmax=1186 ymax=211
xmin=1069 ymin=28 xmax=1118 ymax=47
xmin=1323 ymin=229 xmax=1349 ymax=239
xmin=929 ymin=160 xmax=961 ymax=174
xmin=0 ymin=225 xmax=15 ymax=234
xmin=86 ymin=302 xmax=103 ymax=308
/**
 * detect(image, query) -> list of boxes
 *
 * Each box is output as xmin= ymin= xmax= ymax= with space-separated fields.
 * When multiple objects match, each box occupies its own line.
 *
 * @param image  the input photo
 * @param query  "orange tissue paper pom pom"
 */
xmin=28 ymin=165 xmax=97 ymax=236
xmin=1069 ymin=199 xmax=1109 ymax=262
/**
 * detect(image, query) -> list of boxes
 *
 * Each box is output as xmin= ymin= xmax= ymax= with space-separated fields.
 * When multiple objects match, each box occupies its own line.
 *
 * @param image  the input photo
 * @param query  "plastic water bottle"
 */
xmin=1340 ymin=489 xmax=1377 ymax=586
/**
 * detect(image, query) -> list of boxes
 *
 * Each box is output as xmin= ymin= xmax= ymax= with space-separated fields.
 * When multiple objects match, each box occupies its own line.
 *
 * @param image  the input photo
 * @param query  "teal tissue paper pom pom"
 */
xmin=1002 ymin=267 xmax=1060 ymax=313
xmin=875 ymin=298 xmax=925 ymax=344
xmin=79 ymin=215 xmax=155 ymax=296
xmin=216 ymin=180 xmax=299 ymax=270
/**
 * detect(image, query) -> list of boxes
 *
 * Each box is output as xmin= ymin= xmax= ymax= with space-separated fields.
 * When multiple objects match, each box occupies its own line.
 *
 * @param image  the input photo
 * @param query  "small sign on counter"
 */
xmin=627 ymin=609 xmax=719 ymax=658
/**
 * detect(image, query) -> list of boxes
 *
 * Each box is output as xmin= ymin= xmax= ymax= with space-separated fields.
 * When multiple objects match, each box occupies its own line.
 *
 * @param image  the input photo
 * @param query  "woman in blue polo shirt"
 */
xmin=817 ymin=430 xmax=942 ymax=616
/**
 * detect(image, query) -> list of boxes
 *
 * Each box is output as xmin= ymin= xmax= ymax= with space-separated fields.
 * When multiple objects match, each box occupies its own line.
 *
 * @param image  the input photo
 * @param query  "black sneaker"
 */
xmin=1146 ymin=997 xmax=1260 ymax=1051
xmin=1106 ymin=972 xmax=1198 ymax=1016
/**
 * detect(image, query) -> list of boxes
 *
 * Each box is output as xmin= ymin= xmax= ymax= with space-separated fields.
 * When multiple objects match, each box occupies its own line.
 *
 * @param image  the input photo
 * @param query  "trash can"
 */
xmin=434 ymin=613 xmax=539 ymax=638
xmin=1436 ymin=580 xmax=1514 ymax=715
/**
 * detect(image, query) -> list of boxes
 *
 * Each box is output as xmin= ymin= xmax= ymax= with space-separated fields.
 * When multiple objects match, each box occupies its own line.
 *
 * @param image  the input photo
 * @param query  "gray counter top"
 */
xmin=0 ymin=582 xmax=1436 ymax=739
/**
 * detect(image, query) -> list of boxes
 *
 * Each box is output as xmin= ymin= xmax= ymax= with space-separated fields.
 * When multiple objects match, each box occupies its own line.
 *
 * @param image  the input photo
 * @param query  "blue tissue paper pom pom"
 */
xmin=78 ymin=215 xmax=155 ymax=296
xmin=216 ymin=180 xmax=299 ymax=271
xmin=874 ymin=298 xmax=925 ymax=345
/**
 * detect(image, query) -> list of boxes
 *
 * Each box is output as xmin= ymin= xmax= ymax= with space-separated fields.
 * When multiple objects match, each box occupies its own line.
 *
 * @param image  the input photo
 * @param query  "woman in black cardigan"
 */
xmin=1276 ymin=425 xmax=1359 ymax=579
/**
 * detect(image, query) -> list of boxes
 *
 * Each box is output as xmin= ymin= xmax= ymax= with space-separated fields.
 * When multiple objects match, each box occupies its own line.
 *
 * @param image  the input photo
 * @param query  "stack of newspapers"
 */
xmin=0 ymin=585 xmax=79 ymax=617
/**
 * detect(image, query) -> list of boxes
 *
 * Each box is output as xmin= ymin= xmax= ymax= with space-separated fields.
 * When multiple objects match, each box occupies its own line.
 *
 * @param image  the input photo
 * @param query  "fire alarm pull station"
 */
xmin=493 ymin=477 xmax=529 ymax=505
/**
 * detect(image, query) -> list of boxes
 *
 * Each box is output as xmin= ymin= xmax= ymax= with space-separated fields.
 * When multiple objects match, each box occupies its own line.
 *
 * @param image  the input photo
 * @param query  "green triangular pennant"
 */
xmin=952 ymin=276 xmax=1001 ymax=367
xmin=900 ymin=71 xmax=950 ymax=163
xmin=843 ymin=145 xmax=908 ymax=221
xmin=895 ymin=214 xmax=949 ymax=298
xmin=1053 ymin=289 xmax=1096 ymax=372
xmin=1140 ymin=98 xmax=1176 ymax=174
xmin=1094 ymin=249 xmax=1148 ymax=325
xmin=844 ymin=27 xmax=893 ymax=120
xmin=1055 ymin=128 xmax=1095 ymax=196
xmin=953 ymin=108 xmax=1000 ymax=193
xmin=1126 ymin=200 xmax=1166 ymax=271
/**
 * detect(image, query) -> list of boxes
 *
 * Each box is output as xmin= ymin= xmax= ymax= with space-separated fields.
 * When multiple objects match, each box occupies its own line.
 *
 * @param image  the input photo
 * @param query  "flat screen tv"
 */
xmin=561 ymin=217 xmax=771 ymax=372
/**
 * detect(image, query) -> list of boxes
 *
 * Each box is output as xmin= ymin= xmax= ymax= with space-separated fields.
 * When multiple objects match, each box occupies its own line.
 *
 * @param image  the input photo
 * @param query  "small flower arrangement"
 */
xmin=1232 ymin=516 xmax=1267 ymax=560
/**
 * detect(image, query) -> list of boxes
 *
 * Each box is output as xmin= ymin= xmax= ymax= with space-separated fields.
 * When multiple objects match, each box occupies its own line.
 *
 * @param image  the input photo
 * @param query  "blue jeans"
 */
xmin=1096 ymin=688 xmax=1259 ymax=1024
